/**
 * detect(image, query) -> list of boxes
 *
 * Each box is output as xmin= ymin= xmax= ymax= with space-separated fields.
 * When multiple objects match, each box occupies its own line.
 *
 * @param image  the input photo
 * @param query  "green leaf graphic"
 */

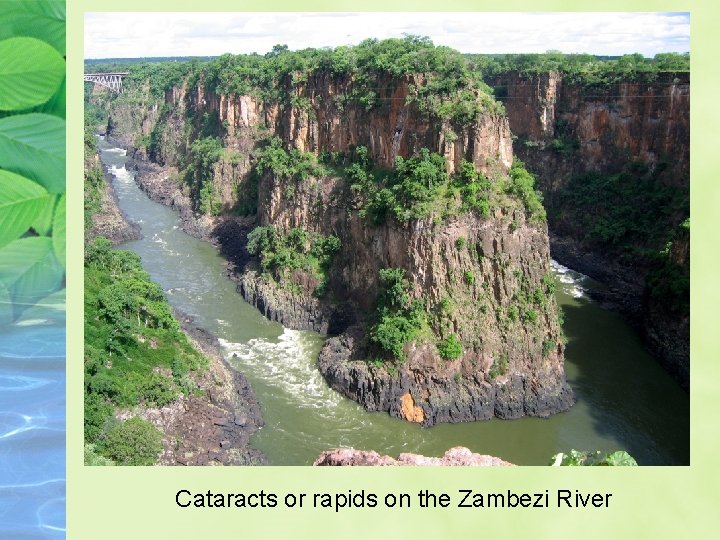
xmin=0 ymin=113 xmax=65 ymax=193
xmin=0 ymin=37 xmax=65 ymax=111
xmin=0 ymin=236 xmax=64 ymax=318
xmin=0 ymin=169 xmax=49 ymax=248
xmin=0 ymin=0 xmax=66 ymax=54
xmin=31 ymin=193 xmax=59 ymax=236
xmin=52 ymin=193 xmax=65 ymax=269
xmin=33 ymin=77 xmax=66 ymax=118
xmin=13 ymin=288 xmax=65 ymax=326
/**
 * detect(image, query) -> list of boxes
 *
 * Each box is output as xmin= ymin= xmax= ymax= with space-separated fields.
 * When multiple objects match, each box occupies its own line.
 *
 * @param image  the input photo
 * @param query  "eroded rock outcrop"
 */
xmin=314 ymin=446 xmax=513 ymax=466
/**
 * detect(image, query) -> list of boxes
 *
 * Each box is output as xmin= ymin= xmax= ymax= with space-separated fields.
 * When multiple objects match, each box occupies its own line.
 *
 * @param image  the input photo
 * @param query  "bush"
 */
xmin=140 ymin=373 xmax=178 ymax=407
xmin=100 ymin=417 xmax=163 ymax=466
xmin=255 ymin=136 xmax=326 ymax=182
xmin=489 ymin=353 xmax=509 ymax=379
xmin=84 ymin=444 xmax=115 ymax=466
xmin=542 ymin=273 xmax=557 ymax=296
xmin=370 ymin=268 xmax=425 ymax=361
xmin=438 ymin=334 xmax=463 ymax=360
xmin=550 ymin=450 xmax=638 ymax=466
xmin=84 ymin=393 xmax=115 ymax=443
xmin=508 ymin=160 xmax=546 ymax=222
xmin=464 ymin=270 xmax=475 ymax=285
xmin=542 ymin=339 xmax=556 ymax=357
xmin=246 ymin=225 xmax=341 ymax=297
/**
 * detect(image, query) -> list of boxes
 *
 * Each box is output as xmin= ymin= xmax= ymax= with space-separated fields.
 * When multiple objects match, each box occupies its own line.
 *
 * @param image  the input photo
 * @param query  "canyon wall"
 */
xmin=101 ymin=68 xmax=575 ymax=425
xmin=487 ymin=71 xmax=690 ymax=387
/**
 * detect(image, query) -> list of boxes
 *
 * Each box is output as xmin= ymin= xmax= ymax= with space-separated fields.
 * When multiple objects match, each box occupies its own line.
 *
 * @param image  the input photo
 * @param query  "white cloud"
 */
xmin=84 ymin=12 xmax=689 ymax=59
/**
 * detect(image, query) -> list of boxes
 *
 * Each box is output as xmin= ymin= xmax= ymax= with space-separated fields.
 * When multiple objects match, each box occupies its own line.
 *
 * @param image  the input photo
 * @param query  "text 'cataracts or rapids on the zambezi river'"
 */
xmin=175 ymin=489 xmax=613 ymax=511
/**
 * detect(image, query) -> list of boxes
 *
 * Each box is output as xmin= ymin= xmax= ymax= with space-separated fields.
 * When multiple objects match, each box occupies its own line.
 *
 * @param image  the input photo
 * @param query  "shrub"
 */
xmin=508 ymin=160 xmax=546 ymax=222
xmin=140 ymin=373 xmax=178 ymax=407
xmin=550 ymin=450 xmax=637 ymax=466
xmin=84 ymin=393 xmax=115 ymax=443
xmin=255 ymin=136 xmax=326 ymax=182
xmin=371 ymin=313 xmax=418 ymax=360
xmin=522 ymin=308 xmax=539 ymax=324
xmin=489 ymin=353 xmax=509 ymax=379
xmin=100 ymin=417 xmax=163 ymax=466
xmin=542 ymin=273 xmax=557 ymax=296
xmin=370 ymin=268 xmax=425 ymax=361
xmin=464 ymin=270 xmax=475 ymax=285
xmin=455 ymin=237 xmax=466 ymax=250
xmin=542 ymin=339 xmax=556 ymax=357
xmin=84 ymin=444 xmax=115 ymax=466
xmin=246 ymin=225 xmax=341 ymax=296
xmin=438 ymin=334 xmax=463 ymax=360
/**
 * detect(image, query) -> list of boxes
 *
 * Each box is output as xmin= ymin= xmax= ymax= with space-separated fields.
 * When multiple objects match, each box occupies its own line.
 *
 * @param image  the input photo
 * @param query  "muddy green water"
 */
xmin=99 ymin=138 xmax=689 ymax=465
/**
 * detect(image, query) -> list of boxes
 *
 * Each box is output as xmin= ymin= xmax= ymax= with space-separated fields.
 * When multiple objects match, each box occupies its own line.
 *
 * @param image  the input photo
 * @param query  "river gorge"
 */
xmin=97 ymin=136 xmax=688 ymax=466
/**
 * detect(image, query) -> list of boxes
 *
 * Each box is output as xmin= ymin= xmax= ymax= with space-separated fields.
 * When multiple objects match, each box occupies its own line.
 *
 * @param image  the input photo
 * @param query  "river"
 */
xmin=97 ymin=137 xmax=689 ymax=466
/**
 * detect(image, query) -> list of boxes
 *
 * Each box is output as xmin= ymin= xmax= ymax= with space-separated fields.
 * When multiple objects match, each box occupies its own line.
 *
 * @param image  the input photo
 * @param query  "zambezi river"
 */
xmin=98 ymin=137 xmax=689 ymax=466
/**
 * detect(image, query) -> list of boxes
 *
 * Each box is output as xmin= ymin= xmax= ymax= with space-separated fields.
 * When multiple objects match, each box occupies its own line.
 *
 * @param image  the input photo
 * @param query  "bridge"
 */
xmin=83 ymin=73 xmax=129 ymax=93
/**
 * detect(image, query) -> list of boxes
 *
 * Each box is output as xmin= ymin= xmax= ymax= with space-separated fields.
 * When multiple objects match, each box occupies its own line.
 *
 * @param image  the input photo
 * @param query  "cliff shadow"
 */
xmin=212 ymin=217 xmax=255 ymax=272
xmin=559 ymin=299 xmax=690 ymax=465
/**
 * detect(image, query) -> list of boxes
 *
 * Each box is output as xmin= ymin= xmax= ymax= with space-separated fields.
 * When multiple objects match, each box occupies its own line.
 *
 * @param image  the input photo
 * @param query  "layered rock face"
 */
xmin=488 ymin=71 xmax=690 ymax=388
xmin=489 ymin=71 xmax=689 ymax=183
xmin=102 ymin=68 xmax=575 ymax=425
xmin=190 ymin=72 xmax=513 ymax=174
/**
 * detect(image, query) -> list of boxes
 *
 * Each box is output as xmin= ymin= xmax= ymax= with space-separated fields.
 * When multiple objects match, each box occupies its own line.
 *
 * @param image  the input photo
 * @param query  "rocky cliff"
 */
xmin=97 ymin=47 xmax=575 ymax=425
xmin=253 ymin=168 xmax=572 ymax=425
xmin=487 ymin=71 xmax=690 ymax=388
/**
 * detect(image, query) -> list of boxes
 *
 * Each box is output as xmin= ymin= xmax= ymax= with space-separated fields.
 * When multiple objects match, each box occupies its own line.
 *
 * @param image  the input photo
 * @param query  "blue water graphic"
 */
xmin=0 ymin=308 xmax=66 ymax=538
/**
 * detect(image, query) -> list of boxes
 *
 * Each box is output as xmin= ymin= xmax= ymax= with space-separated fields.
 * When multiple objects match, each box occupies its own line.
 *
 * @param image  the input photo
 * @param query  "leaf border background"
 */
xmin=0 ymin=0 xmax=66 ymax=537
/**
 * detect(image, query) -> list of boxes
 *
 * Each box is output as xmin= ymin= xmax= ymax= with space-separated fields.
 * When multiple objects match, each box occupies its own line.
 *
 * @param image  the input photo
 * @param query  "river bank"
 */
xmin=90 ymin=139 xmax=266 ymax=465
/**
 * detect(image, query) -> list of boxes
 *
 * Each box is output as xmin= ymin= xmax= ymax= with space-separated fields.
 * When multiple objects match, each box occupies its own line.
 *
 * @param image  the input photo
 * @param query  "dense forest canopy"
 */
xmin=468 ymin=51 xmax=689 ymax=85
xmin=86 ymin=39 xmax=690 ymax=99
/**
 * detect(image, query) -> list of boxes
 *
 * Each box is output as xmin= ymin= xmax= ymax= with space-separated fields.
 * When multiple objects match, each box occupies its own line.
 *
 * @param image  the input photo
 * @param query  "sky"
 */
xmin=84 ymin=12 xmax=690 ymax=59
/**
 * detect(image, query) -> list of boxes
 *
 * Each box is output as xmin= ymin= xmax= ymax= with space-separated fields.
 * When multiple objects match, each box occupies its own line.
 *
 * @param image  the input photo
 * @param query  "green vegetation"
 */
xmin=646 ymin=220 xmax=690 ymax=313
xmin=507 ymin=160 xmax=545 ymax=222
xmin=345 ymin=147 xmax=536 ymax=225
xmin=489 ymin=353 xmax=509 ymax=379
xmin=370 ymin=268 xmax=426 ymax=362
xmin=471 ymin=51 xmax=689 ymax=87
xmin=0 ymin=4 xmax=66 ymax=327
xmin=84 ymin=113 xmax=105 ymax=230
xmin=184 ymin=136 xmax=223 ymax=214
xmin=246 ymin=225 xmax=341 ymax=297
xmin=194 ymin=36 xmax=501 ymax=124
xmin=542 ymin=339 xmax=556 ymax=357
xmin=99 ymin=417 xmax=164 ymax=466
xmin=84 ymin=237 xmax=209 ymax=464
xmin=555 ymin=167 xmax=684 ymax=250
xmin=255 ymin=136 xmax=327 ymax=182
xmin=84 ymin=444 xmax=116 ymax=466
xmin=550 ymin=449 xmax=638 ymax=466
xmin=437 ymin=333 xmax=463 ymax=360
xmin=551 ymin=164 xmax=688 ymax=315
